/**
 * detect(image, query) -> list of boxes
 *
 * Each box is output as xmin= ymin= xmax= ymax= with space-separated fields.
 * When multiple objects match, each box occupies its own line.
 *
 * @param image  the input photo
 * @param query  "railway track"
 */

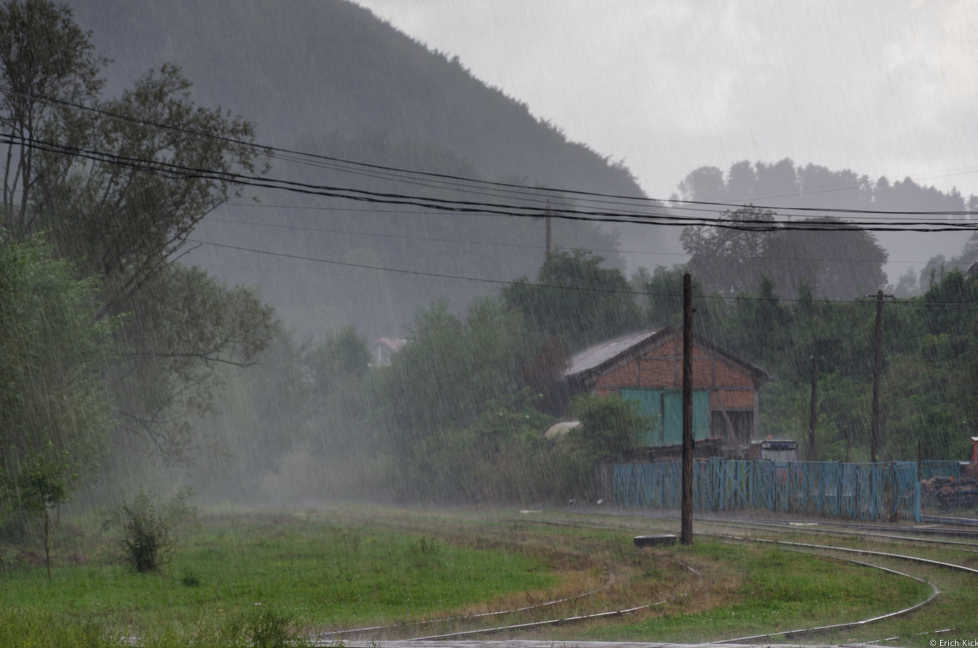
xmin=322 ymin=508 xmax=977 ymax=646
xmin=577 ymin=507 xmax=978 ymax=544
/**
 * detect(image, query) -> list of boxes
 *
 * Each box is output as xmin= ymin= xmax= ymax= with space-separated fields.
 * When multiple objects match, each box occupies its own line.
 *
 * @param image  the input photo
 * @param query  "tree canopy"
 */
xmin=0 ymin=0 xmax=274 ymax=461
xmin=502 ymin=249 xmax=643 ymax=351
xmin=680 ymin=206 xmax=888 ymax=300
xmin=0 ymin=235 xmax=114 ymax=514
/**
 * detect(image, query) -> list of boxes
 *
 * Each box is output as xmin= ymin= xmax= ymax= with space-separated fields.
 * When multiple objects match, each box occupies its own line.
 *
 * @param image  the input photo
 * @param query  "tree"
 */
xmin=35 ymin=63 xmax=266 ymax=316
xmin=680 ymin=206 xmax=777 ymax=298
xmin=640 ymin=264 xmax=724 ymax=337
xmin=570 ymin=394 xmax=650 ymax=460
xmin=517 ymin=336 xmax=571 ymax=415
xmin=0 ymin=0 xmax=273 ymax=461
xmin=0 ymin=235 xmax=114 ymax=540
xmin=554 ymin=394 xmax=653 ymax=499
xmin=502 ymin=249 xmax=643 ymax=350
xmin=681 ymin=207 xmax=887 ymax=300
xmin=110 ymin=264 xmax=274 ymax=460
xmin=383 ymin=297 xmax=537 ymax=447
xmin=763 ymin=217 xmax=887 ymax=300
xmin=949 ymin=232 xmax=978 ymax=274
xmin=0 ymin=0 xmax=105 ymax=232
xmin=309 ymin=326 xmax=371 ymax=398
xmin=10 ymin=443 xmax=76 ymax=578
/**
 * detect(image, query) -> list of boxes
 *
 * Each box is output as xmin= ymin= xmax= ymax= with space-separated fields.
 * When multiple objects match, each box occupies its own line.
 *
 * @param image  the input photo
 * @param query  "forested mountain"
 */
xmin=62 ymin=0 xmax=660 ymax=338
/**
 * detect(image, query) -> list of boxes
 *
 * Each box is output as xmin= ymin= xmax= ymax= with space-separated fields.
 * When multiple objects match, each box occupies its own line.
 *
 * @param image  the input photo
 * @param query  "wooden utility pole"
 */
xmin=681 ymin=272 xmax=694 ymax=545
xmin=809 ymin=354 xmax=818 ymax=461
xmin=870 ymin=290 xmax=884 ymax=463
xmin=545 ymin=213 xmax=552 ymax=256
xmin=541 ymin=199 xmax=553 ymax=258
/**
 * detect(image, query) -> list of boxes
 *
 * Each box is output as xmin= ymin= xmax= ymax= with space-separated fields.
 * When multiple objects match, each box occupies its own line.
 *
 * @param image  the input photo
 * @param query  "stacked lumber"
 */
xmin=921 ymin=476 xmax=978 ymax=509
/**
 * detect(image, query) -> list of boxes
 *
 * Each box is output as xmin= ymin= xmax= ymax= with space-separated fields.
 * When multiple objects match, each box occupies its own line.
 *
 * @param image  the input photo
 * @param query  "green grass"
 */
xmin=1 ymin=511 xmax=554 ymax=633
xmin=3 ymin=507 xmax=973 ymax=648
xmin=574 ymin=540 xmax=932 ymax=643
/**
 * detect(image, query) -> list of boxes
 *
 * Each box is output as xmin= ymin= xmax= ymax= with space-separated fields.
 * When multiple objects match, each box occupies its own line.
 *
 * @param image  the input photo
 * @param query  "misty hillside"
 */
xmin=677 ymin=159 xmax=978 ymax=296
xmin=66 ymin=0 xmax=643 ymax=194
xmin=62 ymin=0 xmax=663 ymax=338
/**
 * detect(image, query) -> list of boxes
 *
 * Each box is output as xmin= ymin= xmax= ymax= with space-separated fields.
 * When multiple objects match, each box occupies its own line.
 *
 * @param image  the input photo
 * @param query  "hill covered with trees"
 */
xmin=62 ymin=0 xmax=661 ymax=338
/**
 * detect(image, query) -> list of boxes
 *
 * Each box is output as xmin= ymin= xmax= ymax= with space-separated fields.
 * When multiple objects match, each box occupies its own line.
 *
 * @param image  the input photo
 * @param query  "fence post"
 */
xmin=837 ymin=462 xmax=844 ymax=519
xmin=914 ymin=462 xmax=921 ymax=523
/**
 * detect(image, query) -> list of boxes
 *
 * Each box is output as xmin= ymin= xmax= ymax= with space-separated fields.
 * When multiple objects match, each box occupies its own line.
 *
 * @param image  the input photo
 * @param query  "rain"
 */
xmin=2 ymin=1 xmax=978 ymax=646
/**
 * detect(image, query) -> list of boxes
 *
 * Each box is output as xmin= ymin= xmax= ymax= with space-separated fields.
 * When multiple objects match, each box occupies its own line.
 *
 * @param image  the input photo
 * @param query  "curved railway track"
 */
xmin=317 ymin=509 xmax=977 ymax=645
xmin=577 ymin=507 xmax=978 ymax=546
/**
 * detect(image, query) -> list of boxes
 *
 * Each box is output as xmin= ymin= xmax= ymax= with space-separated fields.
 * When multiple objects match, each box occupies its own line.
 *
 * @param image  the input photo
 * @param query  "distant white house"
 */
xmin=368 ymin=337 xmax=406 ymax=367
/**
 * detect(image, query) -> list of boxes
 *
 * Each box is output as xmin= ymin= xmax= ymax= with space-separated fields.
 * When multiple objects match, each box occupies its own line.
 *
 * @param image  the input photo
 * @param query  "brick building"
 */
xmin=564 ymin=328 xmax=770 ymax=457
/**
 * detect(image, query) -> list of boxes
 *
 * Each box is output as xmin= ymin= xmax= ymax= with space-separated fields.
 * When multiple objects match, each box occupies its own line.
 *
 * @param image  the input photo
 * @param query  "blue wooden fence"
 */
xmin=614 ymin=459 xmax=921 ymax=522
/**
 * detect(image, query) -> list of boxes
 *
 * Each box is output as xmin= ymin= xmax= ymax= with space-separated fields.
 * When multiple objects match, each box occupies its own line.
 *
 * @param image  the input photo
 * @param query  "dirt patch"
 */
xmin=14 ymin=550 xmax=44 ymax=567
xmin=65 ymin=550 xmax=88 ymax=565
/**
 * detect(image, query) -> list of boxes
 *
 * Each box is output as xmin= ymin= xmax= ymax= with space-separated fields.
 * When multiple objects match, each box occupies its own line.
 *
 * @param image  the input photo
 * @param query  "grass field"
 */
xmin=2 ymin=509 xmax=555 ymax=637
xmin=1 ymin=505 xmax=975 ymax=647
xmin=571 ymin=542 xmax=929 ymax=642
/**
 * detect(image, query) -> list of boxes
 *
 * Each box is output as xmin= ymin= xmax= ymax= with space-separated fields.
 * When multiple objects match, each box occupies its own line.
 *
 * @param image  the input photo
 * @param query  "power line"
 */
xmin=188 ymin=237 xmax=977 ymax=308
xmin=6 ymin=84 xmax=978 ymax=221
xmin=204 ymin=215 xmax=949 ymax=266
xmin=8 ymin=133 xmax=978 ymax=233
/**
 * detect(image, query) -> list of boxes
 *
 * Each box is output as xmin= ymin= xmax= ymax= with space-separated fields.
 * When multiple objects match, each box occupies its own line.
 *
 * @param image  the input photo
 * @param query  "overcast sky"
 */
xmin=355 ymin=0 xmax=978 ymax=208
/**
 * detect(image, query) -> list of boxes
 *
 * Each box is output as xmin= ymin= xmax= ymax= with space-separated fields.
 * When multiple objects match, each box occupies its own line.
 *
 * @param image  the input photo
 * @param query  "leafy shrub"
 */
xmin=249 ymin=608 xmax=301 ymax=648
xmin=116 ymin=488 xmax=197 ymax=573
xmin=549 ymin=394 xmax=654 ymax=499
xmin=0 ymin=608 xmax=112 ymax=648
xmin=181 ymin=566 xmax=201 ymax=587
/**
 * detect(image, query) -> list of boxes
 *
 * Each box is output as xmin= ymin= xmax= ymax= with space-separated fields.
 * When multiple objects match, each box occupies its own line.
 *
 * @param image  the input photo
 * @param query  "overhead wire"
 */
xmin=5 ymin=86 xmax=978 ymax=307
xmin=204 ymin=214 xmax=946 ymax=266
xmin=6 ymin=132 xmax=978 ymax=233
xmin=4 ymin=145 xmax=975 ymax=305
xmin=6 ymin=84 xmax=978 ymax=221
xmin=188 ymin=237 xmax=977 ymax=309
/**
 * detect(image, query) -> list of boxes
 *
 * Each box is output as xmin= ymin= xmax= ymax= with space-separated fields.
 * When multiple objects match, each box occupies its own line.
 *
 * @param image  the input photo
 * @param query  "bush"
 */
xmin=569 ymin=393 xmax=652 ymax=459
xmin=116 ymin=488 xmax=197 ymax=573
xmin=248 ymin=608 xmax=302 ymax=648
xmin=551 ymin=394 xmax=655 ymax=499
xmin=180 ymin=566 xmax=201 ymax=587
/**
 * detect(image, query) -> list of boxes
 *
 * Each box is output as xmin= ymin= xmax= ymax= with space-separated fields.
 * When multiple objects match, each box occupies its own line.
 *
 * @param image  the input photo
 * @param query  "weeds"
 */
xmin=180 ymin=566 xmax=201 ymax=587
xmin=114 ymin=487 xmax=197 ymax=573
xmin=249 ymin=608 xmax=305 ymax=648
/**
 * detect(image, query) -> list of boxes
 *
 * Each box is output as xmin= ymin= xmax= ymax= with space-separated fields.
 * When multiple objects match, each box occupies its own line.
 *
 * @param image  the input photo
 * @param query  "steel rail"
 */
xmin=533 ymin=514 xmax=971 ymax=643
xmin=571 ymin=508 xmax=978 ymax=548
xmin=312 ymin=566 xmax=616 ymax=639
xmin=746 ymin=537 xmax=978 ymax=575
xmin=406 ymin=599 xmax=669 ymax=641
xmin=691 ymin=517 xmax=978 ymax=552
xmin=710 ymin=548 xmax=939 ymax=644
xmin=319 ymin=513 xmax=976 ymax=645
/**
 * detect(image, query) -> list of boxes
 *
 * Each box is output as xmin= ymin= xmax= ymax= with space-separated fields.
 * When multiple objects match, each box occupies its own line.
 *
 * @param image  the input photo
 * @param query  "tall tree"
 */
xmin=680 ymin=206 xmax=777 ymax=298
xmin=0 ymin=0 xmax=105 ymax=232
xmin=502 ymin=249 xmax=643 ymax=351
xmin=0 ymin=0 xmax=273 ymax=460
xmin=0 ymin=235 xmax=114 ymax=516
xmin=681 ymin=207 xmax=887 ymax=300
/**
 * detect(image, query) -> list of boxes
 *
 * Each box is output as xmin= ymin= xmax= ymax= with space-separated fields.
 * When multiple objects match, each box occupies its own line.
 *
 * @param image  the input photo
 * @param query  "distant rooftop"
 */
xmin=370 ymin=337 xmax=406 ymax=353
xmin=564 ymin=329 xmax=665 ymax=378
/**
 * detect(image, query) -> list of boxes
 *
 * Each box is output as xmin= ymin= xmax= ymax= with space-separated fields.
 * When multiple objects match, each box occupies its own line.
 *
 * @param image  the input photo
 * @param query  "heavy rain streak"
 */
xmin=2 ymin=1 xmax=978 ymax=646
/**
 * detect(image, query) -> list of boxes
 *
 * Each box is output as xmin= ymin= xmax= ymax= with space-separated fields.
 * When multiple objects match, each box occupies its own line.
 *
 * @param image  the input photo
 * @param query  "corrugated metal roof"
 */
xmin=564 ymin=329 xmax=665 ymax=377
